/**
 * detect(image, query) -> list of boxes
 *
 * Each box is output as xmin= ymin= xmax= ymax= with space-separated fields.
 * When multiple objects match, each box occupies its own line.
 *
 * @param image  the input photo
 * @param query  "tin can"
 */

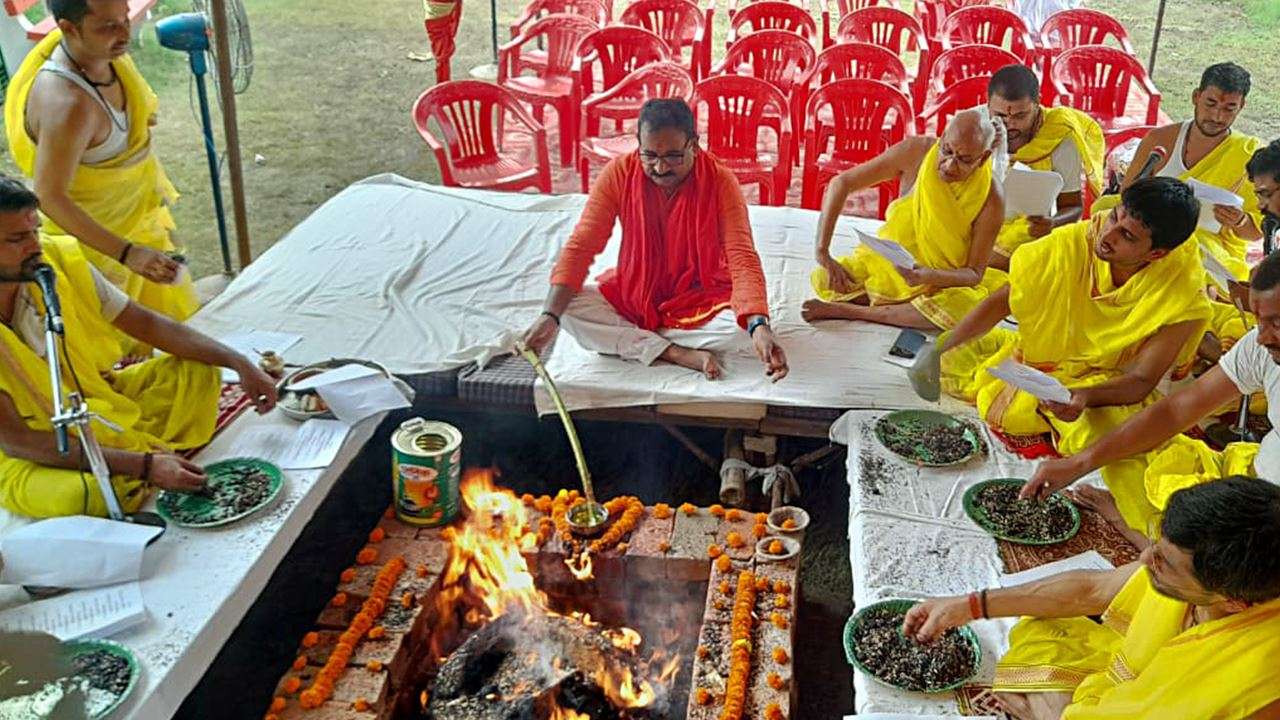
xmin=391 ymin=418 xmax=461 ymax=527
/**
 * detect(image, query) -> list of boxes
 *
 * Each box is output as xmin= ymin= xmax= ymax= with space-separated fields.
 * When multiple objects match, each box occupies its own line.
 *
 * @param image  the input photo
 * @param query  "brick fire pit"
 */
xmin=264 ymin=491 xmax=802 ymax=720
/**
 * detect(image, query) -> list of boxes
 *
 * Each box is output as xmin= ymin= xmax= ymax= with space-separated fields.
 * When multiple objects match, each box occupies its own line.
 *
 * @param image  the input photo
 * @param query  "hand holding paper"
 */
xmin=1003 ymin=163 xmax=1064 ymax=219
xmin=1186 ymin=178 xmax=1244 ymax=234
xmin=987 ymin=358 xmax=1072 ymax=404
xmin=857 ymin=229 xmax=915 ymax=270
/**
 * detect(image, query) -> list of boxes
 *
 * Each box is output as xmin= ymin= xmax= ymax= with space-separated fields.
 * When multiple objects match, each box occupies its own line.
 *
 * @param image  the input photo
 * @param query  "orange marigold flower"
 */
xmin=755 ymin=575 xmax=771 ymax=592
xmin=773 ymin=580 xmax=791 ymax=594
xmin=707 ymin=544 xmax=723 ymax=559
xmin=292 ymin=655 xmax=307 ymax=671
xmin=726 ymin=531 xmax=745 ymax=548
xmin=767 ymin=672 xmax=785 ymax=690
xmin=775 ymin=594 xmax=791 ymax=609
xmin=781 ymin=518 xmax=798 ymax=530
xmin=715 ymin=554 xmax=733 ymax=573
xmin=368 ymin=527 xmax=386 ymax=543
xmin=652 ymin=502 xmax=673 ymax=519
xmin=725 ymin=508 xmax=743 ymax=522
xmin=270 ymin=697 xmax=286 ymax=712
xmin=768 ymin=539 xmax=784 ymax=555
xmin=353 ymin=697 xmax=371 ymax=711
xmin=756 ymin=512 xmax=768 ymax=524
xmin=331 ymin=592 xmax=348 ymax=607
xmin=719 ymin=579 xmax=733 ymax=595
xmin=770 ymin=612 xmax=789 ymax=629
xmin=340 ymin=568 xmax=357 ymax=583
xmin=752 ymin=523 xmax=768 ymax=538
xmin=695 ymin=688 xmax=713 ymax=706
xmin=417 ymin=564 xmax=429 ymax=578
xmin=679 ymin=502 xmax=697 ymax=515
xmin=657 ymin=541 xmax=671 ymax=553
xmin=773 ymin=647 xmax=790 ymax=664
xmin=283 ymin=677 xmax=302 ymax=694
xmin=368 ymin=626 xmax=386 ymax=640
xmin=366 ymin=660 xmax=383 ymax=672
xmin=713 ymin=599 xmax=726 ymax=611
xmin=696 ymin=645 xmax=710 ymax=659
xmin=765 ymin=702 xmax=785 ymax=720
xmin=265 ymin=715 xmax=279 ymax=720
xmin=709 ymin=504 xmax=726 ymax=517
xmin=301 ymin=631 xmax=320 ymax=648
xmin=356 ymin=547 xmax=378 ymax=565
xmin=521 ymin=493 xmax=535 ymax=506
xmin=383 ymin=506 xmax=395 ymax=519
xmin=402 ymin=591 xmax=414 ymax=608
xmin=299 ymin=690 xmax=321 ymax=709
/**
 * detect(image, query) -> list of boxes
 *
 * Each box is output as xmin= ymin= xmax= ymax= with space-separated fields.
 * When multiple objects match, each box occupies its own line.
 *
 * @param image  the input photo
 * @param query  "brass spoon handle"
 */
xmin=517 ymin=342 xmax=596 ymax=507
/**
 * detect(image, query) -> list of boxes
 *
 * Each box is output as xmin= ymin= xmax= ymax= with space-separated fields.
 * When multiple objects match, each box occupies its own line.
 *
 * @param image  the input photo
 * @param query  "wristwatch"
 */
xmin=746 ymin=316 xmax=769 ymax=337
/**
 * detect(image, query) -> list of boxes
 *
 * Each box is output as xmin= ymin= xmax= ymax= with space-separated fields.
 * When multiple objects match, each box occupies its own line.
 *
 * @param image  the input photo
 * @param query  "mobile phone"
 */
xmin=889 ymin=329 xmax=927 ymax=359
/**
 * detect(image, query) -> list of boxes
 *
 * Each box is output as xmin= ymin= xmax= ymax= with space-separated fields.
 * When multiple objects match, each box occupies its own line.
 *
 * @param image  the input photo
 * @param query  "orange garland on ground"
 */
xmin=588 ymin=496 xmax=643 ymax=554
xmin=721 ymin=570 xmax=757 ymax=720
xmin=679 ymin=502 xmax=697 ymax=516
xmin=298 ymin=555 xmax=406 ymax=709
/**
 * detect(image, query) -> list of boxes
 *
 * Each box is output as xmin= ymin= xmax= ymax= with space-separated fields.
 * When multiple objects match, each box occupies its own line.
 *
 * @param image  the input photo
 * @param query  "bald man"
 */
xmin=805 ymin=109 xmax=1007 ymax=330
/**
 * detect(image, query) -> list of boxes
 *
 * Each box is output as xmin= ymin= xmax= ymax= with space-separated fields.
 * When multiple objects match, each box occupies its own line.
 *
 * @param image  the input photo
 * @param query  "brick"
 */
xmin=317 ymin=604 xmax=359 ymax=630
xmin=331 ymin=665 xmax=389 ymax=706
xmin=716 ymin=515 xmax=758 ymax=562
xmin=335 ymin=564 xmax=382 ymax=601
xmin=702 ymin=562 xmax=742 ymax=627
xmin=374 ymin=536 xmax=448 ymax=575
xmin=300 ymin=630 xmax=341 ymax=664
xmin=623 ymin=510 xmax=675 ymax=583
xmin=276 ymin=698 xmax=375 ymax=720
xmin=374 ymin=513 xmax=419 ymax=540
xmin=747 ymin=669 xmax=791 ymax=719
xmin=667 ymin=511 xmax=719 ymax=581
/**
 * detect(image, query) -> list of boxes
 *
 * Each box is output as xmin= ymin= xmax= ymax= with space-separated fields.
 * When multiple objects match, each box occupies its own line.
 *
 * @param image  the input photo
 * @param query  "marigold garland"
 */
xmin=521 ymin=493 xmax=535 ymax=506
xmin=725 ymin=508 xmax=743 ymax=522
xmin=299 ymin=555 xmax=406 ymax=709
xmin=587 ymin=497 xmax=643 ymax=554
xmin=772 ymin=647 xmax=789 ymax=665
xmin=652 ymin=502 xmax=673 ymax=519
xmin=720 ymin=570 xmax=757 ymax=720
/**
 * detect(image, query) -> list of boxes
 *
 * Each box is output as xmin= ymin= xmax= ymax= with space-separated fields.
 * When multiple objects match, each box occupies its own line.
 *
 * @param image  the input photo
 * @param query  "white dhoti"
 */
xmin=561 ymin=286 xmax=753 ymax=365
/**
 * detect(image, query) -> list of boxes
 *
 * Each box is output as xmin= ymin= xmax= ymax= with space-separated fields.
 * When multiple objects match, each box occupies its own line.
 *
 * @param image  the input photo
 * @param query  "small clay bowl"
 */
xmin=767 ymin=506 xmax=810 ymax=535
xmin=755 ymin=535 xmax=800 ymax=562
xmin=566 ymin=501 xmax=610 ymax=537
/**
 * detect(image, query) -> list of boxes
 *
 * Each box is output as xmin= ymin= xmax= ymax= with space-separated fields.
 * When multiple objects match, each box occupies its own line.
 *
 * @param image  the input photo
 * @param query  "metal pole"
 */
xmin=490 ymin=0 xmax=499 ymax=61
xmin=1147 ymin=0 xmax=1168 ymax=77
xmin=191 ymin=58 xmax=233 ymax=275
xmin=209 ymin=0 xmax=253 ymax=270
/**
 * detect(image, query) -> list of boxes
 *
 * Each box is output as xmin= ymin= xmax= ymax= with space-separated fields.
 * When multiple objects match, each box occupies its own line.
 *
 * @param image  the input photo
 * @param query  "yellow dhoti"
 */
xmin=811 ymin=142 xmax=1007 ymax=329
xmin=995 ymin=568 xmax=1280 ymax=719
xmin=4 ymin=30 xmax=198 ymax=341
xmin=995 ymin=107 xmax=1104 ymax=258
xmin=0 ymin=238 xmax=220 ymax=519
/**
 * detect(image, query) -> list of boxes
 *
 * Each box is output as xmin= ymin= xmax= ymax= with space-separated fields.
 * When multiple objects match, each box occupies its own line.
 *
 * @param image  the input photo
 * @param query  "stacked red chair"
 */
xmin=508 ymin=0 xmax=610 ymax=75
xmin=725 ymin=1 xmax=820 ymax=49
xmin=573 ymin=26 xmax=673 ymax=140
xmin=1050 ymin=45 xmax=1161 ymax=130
xmin=693 ymin=75 xmax=794 ymax=205
xmin=939 ymin=5 xmax=1037 ymax=66
xmin=715 ymin=30 xmax=817 ymax=169
xmin=620 ymin=0 xmax=712 ymax=80
xmin=1039 ymin=8 xmax=1137 ymax=103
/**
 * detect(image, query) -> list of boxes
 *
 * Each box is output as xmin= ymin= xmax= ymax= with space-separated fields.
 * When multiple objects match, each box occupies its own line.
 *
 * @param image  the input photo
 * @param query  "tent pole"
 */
xmin=210 ymin=0 xmax=253 ymax=271
xmin=1147 ymin=0 xmax=1168 ymax=77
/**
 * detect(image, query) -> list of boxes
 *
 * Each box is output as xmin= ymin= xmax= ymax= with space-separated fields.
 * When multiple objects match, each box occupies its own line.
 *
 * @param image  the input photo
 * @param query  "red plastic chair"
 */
xmin=915 ymin=0 xmax=1008 ymax=52
xmin=573 ymin=26 xmax=673 ymax=137
xmin=692 ymin=75 xmax=794 ymax=205
xmin=498 ymin=14 xmax=599 ymax=167
xmin=1050 ymin=45 xmax=1161 ymax=130
xmin=1083 ymin=124 xmax=1154 ymax=213
xmin=915 ymin=74 xmax=988 ymax=135
xmin=725 ymin=1 xmax=819 ymax=49
xmin=939 ymin=5 xmax=1037 ymax=66
xmin=509 ymin=0 xmax=610 ymax=75
xmin=801 ymin=78 xmax=913 ymax=217
xmin=726 ymin=0 xmax=816 ymax=21
xmin=1039 ymin=8 xmax=1136 ymax=103
xmin=821 ymin=0 xmax=895 ymax=48
xmin=715 ymin=30 xmax=817 ymax=166
xmin=620 ymin=0 xmax=712 ymax=80
xmin=921 ymin=44 xmax=1018 ymax=112
xmin=578 ymin=62 xmax=696 ymax=192
xmin=412 ymin=81 xmax=553 ymax=193
xmin=800 ymin=43 xmax=909 ymax=155
xmin=835 ymin=7 xmax=930 ymax=111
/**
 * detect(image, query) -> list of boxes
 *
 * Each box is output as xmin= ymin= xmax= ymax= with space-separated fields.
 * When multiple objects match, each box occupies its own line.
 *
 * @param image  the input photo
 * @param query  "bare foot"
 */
xmin=1068 ymin=486 xmax=1151 ymax=549
xmin=801 ymin=298 xmax=865 ymax=323
xmin=661 ymin=344 xmax=722 ymax=380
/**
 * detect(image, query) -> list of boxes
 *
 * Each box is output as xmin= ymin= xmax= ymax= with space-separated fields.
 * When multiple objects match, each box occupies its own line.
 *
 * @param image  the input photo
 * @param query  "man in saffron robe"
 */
xmin=804 ymin=109 xmax=1007 ymax=330
xmin=939 ymin=178 xmax=1211 ymax=531
xmin=903 ymin=477 xmax=1280 ymax=720
xmin=424 ymin=0 xmax=462 ymax=84
xmin=0 ymin=178 xmax=278 ymax=518
xmin=6 ymin=0 xmax=196 ymax=338
xmin=985 ymin=64 xmax=1104 ymax=270
xmin=522 ymin=99 xmax=788 ymax=382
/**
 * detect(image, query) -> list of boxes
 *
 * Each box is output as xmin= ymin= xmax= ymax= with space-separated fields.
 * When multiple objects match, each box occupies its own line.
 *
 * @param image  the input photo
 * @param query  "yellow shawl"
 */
xmin=4 ymin=30 xmax=195 ymax=321
xmin=1010 ymin=214 xmax=1212 ymax=374
xmin=1062 ymin=568 xmax=1280 ymax=719
xmin=1179 ymin=130 xmax=1263 ymax=277
xmin=861 ymin=142 xmax=994 ymax=304
xmin=0 ymin=238 xmax=185 ymax=452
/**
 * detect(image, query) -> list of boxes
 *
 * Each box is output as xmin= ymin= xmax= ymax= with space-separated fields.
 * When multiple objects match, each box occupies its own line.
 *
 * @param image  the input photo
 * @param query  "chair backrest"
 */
xmin=928 ymin=43 xmax=1019 ymax=90
xmin=728 ymin=0 xmax=813 ymax=19
xmin=413 ymin=81 xmax=533 ymax=167
xmin=830 ymin=0 xmax=894 ymax=21
xmin=811 ymin=41 xmax=907 ymax=89
xmin=915 ymin=0 xmax=1003 ymax=40
xmin=835 ymin=6 xmax=926 ymax=56
xmin=582 ymin=62 xmax=696 ymax=122
xmin=693 ymin=74 xmax=791 ymax=161
xmin=1104 ymin=124 xmax=1153 ymax=155
xmin=620 ymin=0 xmax=705 ymax=62
xmin=507 ymin=13 xmax=601 ymax=77
xmin=512 ymin=0 xmax=610 ymax=36
xmin=805 ymin=77 xmax=912 ymax=162
xmin=920 ymin=74 xmax=989 ymax=132
xmin=1040 ymin=8 xmax=1134 ymax=55
xmin=575 ymin=25 xmax=673 ymax=95
xmin=940 ymin=5 xmax=1035 ymax=63
xmin=728 ymin=1 xmax=818 ymax=44
xmin=722 ymin=29 xmax=818 ymax=97
xmin=1050 ymin=45 xmax=1146 ymax=123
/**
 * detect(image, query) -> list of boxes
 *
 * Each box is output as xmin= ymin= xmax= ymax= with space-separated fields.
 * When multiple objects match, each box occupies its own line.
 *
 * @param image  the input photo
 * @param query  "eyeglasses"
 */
xmin=938 ymin=144 xmax=983 ymax=166
xmin=639 ymin=140 xmax=693 ymax=167
xmin=1256 ymin=185 xmax=1277 ymax=202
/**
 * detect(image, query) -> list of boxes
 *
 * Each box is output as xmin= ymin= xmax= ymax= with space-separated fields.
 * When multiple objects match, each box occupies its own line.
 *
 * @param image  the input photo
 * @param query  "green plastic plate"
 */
xmin=874 ymin=410 xmax=985 ymax=467
xmin=62 ymin=638 xmax=140 ymax=719
xmin=963 ymin=478 xmax=1081 ymax=545
xmin=156 ymin=457 xmax=284 ymax=528
xmin=843 ymin=599 xmax=982 ymax=693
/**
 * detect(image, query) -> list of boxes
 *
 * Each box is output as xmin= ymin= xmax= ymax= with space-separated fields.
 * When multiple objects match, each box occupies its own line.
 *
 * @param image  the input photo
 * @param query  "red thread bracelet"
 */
xmin=966 ymin=591 xmax=982 ymax=620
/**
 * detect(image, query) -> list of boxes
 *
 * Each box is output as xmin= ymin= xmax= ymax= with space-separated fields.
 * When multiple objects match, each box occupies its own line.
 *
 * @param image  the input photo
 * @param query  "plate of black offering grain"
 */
xmin=844 ymin=599 xmax=981 ymax=693
xmin=963 ymin=478 xmax=1081 ymax=545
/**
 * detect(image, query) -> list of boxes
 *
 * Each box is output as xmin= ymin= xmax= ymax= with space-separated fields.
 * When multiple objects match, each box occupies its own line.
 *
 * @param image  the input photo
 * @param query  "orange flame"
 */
xmin=549 ymin=705 xmax=591 ymax=720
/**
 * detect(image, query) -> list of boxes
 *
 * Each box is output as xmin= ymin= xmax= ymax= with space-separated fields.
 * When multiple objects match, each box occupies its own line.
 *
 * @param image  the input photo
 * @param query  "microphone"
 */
xmin=32 ymin=264 xmax=63 ymax=335
xmin=1132 ymin=146 xmax=1168 ymax=181
xmin=1264 ymin=214 xmax=1279 ymax=257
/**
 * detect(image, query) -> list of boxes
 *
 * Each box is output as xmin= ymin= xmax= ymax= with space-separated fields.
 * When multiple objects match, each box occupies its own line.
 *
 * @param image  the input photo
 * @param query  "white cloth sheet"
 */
xmin=830 ymin=409 xmax=1107 ymax=716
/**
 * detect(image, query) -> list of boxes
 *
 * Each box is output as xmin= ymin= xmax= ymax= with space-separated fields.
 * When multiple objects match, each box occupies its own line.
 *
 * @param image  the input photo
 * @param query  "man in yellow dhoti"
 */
xmin=904 ymin=477 xmax=1280 ymax=720
xmin=1024 ymin=249 xmax=1280 ymax=546
xmin=1105 ymin=63 xmax=1263 ymax=359
xmin=803 ymin=109 xmax=1006 ymax=330
xmin=939 ymin=178 xmax=1211 ymax=531
xmin=5 ymin=0 xmax=197 ymax=340
xmin=0 ymin=179 xmax=277 ymax=519
xmin=985 ymin=65 xmax=1104 ymax=271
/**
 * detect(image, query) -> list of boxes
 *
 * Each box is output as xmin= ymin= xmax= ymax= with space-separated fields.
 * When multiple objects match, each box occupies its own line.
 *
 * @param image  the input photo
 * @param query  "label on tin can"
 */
xmin=392 ymin=418 xmax=461 ymax=527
